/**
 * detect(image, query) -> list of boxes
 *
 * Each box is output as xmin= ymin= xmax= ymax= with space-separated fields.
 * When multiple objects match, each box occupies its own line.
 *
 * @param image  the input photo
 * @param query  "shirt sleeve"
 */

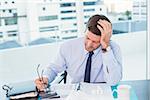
xmin=43 ymin=43 xmax=68 ymax=83
xmin=101 ymin=42 xmax=122 ymax=85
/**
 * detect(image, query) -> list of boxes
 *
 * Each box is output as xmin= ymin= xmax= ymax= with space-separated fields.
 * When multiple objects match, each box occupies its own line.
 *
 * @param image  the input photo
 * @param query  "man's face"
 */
xmin=84 ymin=30 xmax=101 ymax=52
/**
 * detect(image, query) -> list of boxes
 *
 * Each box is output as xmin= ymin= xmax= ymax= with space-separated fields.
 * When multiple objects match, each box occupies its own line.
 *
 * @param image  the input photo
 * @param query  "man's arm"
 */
xmin=101 ymin=43 xmax=122 ymax=85
xmin=35 ymin=43 xmax=67 ymax=90
xmin=97 ymin=19 xmax=122 ymax=85
xmin=43 ymin=43 xmax=68 ymax=82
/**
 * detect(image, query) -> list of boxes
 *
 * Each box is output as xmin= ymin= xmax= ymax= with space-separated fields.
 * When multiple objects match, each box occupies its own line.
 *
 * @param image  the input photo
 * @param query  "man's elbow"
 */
xmin=106 ymin=73 xmax=122 ymax=86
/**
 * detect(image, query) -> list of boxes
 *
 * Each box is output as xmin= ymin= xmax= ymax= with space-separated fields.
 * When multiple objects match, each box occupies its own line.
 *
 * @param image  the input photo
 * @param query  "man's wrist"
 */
xmin=102 ymin=46 xmax=111 ymax=53
xmin=101 ymin=41 xmax=109 ymax=48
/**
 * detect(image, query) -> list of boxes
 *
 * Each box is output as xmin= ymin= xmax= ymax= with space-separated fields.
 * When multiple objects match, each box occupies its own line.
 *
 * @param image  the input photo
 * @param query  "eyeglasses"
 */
xmin=36 ymin=64 xmax=50 ymax=93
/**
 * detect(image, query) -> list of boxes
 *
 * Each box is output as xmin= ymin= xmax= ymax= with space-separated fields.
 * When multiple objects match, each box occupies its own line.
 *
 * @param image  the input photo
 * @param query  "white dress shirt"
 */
xmin=43 ymin=37 xmax=122 ymax=85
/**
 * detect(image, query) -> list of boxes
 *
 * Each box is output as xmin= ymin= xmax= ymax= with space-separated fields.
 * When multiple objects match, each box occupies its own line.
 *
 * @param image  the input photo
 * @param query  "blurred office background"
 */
xmin=0 ymin=0 xmax=149 ymax=98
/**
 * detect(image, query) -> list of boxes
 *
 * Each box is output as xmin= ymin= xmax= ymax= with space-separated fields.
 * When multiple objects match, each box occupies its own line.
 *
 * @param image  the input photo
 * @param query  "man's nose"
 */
xmin=87 ymin=40 xmax=93 ymax=46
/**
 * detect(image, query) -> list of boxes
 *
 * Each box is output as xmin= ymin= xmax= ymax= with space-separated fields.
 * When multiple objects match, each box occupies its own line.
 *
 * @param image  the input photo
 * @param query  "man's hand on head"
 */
xmin=97 ymin=19 xmax=112 ymax=49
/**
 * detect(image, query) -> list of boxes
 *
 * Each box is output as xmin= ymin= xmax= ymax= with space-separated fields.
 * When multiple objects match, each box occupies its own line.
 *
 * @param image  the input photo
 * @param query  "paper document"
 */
xmin=65 ymin=90 xmax=113 ymax=100
xmin=9 ymin=91 xmax=38 ymax=100
xmin=65 ymin=83 xmax=113 ymax=100
xmin=66 ymin=91 xmax=94 ymax=100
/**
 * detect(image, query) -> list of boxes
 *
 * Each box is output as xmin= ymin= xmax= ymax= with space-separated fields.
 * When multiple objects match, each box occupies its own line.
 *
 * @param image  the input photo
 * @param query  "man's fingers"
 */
xmin=35 ymin=78 xmax=48 ymax=91
xmin=98 ymin=20 xmax=112 ymax=38
xmin=97 ymin=20 xmax=107 ymax=31
xmin=43 ymin=78 xmax=48 ymax=84
xmin=97 ymin=20 xmax=112 ymax=32
xmin=36 ymin=84 xmax=43 ymax=90
xmin=97 ymin=24 xmax=104 ymax=34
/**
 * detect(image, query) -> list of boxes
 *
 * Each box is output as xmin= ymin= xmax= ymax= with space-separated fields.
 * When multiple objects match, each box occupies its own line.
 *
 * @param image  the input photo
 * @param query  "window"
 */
xmin=39 ymin=15 xmax=58 ymax=21
xmin=39 ymin=26 xmax=58 ymax=32
xmin=84 ymin=9 xmax=95 ymax=12
xmin=61 ymin=17 xmax=76 ymax=20
xmin=42 ymin=7 xmax=46 ymax=11
xmin=7 ymin=30 xmax=18 ymax=37
xmin=83 ymin=2 xmax=96 ymax=6
xmin=70 ymin=29 xmax=77 ymax=33
xmin=9 ymin=9 xmax=12 ymax=13
xmin=13 ymin=13 xmax=17 ymax=17
xmin=8 ymin=33 xmax=17 ymax=37
xmin=0 ymin=19 xmax=1 ymax=26
xmin=7 ymin=30 xmax=18 ymax=33
xmin=73 ymin=23 xmax=77 ymax=26
xmin=84 ymin=15 xmax=90 ymax=19
xmin=61 ymin=10 xmax=76 ymax=13
xmin=0 ymin=0 xmax=147 ymax=54
xmin=12 ymin=1 xmax=15 ymax=4
xmin=5 ymin=1 xmax=8 ymax=4
xmin=5 ymin=17 xmax=17 ymax=25
xmin=3 ymin=10 xmax=5 ymax=12
xmin=0 ymin=32 xmax=3 ymax=38
xmin=60 ymin=3 xmax=75 ymax=7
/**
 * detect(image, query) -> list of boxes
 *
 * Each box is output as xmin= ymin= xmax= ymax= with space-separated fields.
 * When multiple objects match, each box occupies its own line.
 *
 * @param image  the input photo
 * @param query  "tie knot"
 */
xmin=89 ymin=51 xmax=94 ymax=57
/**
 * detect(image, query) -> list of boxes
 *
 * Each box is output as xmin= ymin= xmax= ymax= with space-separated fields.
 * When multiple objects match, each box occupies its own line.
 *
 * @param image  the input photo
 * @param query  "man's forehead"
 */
xmin=86 ymin=31 xmax=101 ymax=42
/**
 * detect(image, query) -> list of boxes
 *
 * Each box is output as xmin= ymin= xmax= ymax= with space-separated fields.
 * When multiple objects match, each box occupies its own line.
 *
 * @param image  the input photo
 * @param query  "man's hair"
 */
xmin=87 ymin=14 xmax=111 ymax=36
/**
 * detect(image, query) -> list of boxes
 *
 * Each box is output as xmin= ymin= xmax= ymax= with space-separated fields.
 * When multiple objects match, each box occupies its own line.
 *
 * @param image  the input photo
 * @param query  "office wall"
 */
xmin=0 ymin=43 xmax=60 ymax=84
xmin=112 ymin=31 xmax=146 ymax=80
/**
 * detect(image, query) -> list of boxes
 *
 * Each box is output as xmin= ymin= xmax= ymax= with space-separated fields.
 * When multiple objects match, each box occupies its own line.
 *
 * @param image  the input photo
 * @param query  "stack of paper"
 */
xmin=65 ymin=90 xmax=113 ymax=100
xmin=66 ymin=91 xmax=94 ymax=100
xmin=65 ymin=83 xmax=114 ymax=100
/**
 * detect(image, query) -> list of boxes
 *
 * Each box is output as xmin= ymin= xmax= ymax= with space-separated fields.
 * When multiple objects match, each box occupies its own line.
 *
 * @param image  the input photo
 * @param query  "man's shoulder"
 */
xmin=110 ymin=40 xmax=120 ymax=49
xmin=61 ymin=37 xmax=84 ymax=46
xmin=110 ymin=40 xmax=118 ymax=45
xmin=59 ymin=37 xmax=84 ymax=53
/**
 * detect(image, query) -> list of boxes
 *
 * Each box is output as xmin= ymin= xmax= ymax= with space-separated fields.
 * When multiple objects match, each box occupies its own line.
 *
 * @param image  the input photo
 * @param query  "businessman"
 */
xmin=35 ymin=14 xmax=122 ymax=91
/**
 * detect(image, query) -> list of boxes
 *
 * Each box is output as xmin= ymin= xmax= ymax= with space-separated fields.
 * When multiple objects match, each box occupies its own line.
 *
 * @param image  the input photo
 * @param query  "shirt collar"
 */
xmin=84 ymin=45 xmax=101 ymax=56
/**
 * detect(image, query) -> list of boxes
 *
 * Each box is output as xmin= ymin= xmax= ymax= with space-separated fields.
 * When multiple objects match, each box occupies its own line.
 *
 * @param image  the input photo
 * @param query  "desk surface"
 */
xmin=1 ymin=80 xmax=150 ymax=100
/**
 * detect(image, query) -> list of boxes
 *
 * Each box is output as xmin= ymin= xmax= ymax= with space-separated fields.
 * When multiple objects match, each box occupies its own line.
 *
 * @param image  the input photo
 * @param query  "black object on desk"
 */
xmin=38 ymin=91 xmax=60 ymax=99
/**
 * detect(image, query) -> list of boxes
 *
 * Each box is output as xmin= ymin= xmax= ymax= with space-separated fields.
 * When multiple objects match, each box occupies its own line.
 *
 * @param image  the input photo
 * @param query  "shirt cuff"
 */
xmin=101 ymin=49 xmax=115 ymax=74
